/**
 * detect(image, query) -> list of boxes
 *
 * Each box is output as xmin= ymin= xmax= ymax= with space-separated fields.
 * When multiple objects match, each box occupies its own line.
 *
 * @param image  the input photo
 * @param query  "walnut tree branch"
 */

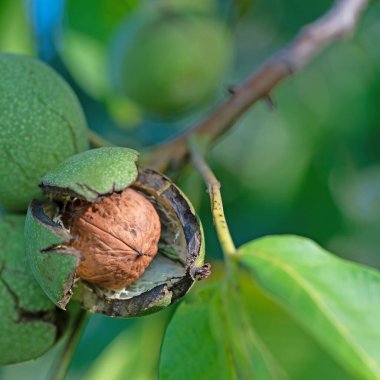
xmin=143 ymin=0 xmax=369 ymax=172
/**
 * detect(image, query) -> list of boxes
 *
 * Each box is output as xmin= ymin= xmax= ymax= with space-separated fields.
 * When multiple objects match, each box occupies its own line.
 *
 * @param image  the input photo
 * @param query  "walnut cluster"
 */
xmin=65 ymin=188 xmax=161 ymax=290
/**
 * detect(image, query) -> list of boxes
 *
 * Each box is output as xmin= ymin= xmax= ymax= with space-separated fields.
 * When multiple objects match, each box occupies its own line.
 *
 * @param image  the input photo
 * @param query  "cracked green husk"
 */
xmin=25 ymin=147 xmax=207 ymax=318
xmin=0 ymin=214 xmax=68 ymax=365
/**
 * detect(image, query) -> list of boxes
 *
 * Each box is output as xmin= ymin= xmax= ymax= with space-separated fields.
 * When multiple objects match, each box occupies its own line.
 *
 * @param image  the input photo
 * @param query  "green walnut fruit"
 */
xmin=25 ymin=147 xmax=209 ymax=318
xmin=109 ymin=8 xmax=233 ymax=117
xmin=0 ymin=53 xmax=88 ymax=211
xmin=0 ymin=214 xmax=69 ymax=365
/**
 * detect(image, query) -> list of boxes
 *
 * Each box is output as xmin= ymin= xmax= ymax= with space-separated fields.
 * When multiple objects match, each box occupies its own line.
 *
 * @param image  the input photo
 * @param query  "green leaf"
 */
xmin=60 ymin=30 xmax=108 ymax=99
xmin=84 ymin=313 xmax=168 ymax=380
xmin=238 ymin=235 xmax=380 ymax=380
xmin=60 ymin=0 xmax=138 ymax=99
xmin=65 ymin=0 xmax=138 ymax=43
xmin=239 ymin=273 xmax=352 ymax=380
xmin=159 ymin=283 xmax=286 ymax=380
xmin=0 ymin=0 xmax=35 ymax=55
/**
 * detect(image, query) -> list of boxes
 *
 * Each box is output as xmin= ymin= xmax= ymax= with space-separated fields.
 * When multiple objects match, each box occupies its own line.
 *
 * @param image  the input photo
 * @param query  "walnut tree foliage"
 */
xmin=1 ymin=1 xmax=380 ymax=380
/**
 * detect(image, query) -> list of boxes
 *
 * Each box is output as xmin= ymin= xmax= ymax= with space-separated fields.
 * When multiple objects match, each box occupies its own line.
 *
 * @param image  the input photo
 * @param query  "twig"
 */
xmin=189 ymin=139 xmax=236 ymax=258
xmin=51 ymin=309 xmax=89 ymax=380
xmin=144 ymin=0 xmax=369 ymax=172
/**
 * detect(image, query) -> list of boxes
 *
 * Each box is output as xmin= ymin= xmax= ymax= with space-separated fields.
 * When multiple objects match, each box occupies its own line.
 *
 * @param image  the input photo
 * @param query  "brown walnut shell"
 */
xmin=66 ymin=188 xmax=161 ymax=290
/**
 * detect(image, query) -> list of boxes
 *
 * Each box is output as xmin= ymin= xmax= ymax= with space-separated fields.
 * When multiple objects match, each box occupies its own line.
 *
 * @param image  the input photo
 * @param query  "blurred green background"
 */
xmin=1 ymin=0 xmax=380 ymax=378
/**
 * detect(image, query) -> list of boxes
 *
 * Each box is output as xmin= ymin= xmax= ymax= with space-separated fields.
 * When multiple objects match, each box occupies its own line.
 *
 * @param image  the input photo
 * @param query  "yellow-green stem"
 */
xmin=189 ymin=139 xmax=236 ymax=259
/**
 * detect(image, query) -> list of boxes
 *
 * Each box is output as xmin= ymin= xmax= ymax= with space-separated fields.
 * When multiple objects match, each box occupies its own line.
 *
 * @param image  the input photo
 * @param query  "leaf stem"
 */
xmin=189 ymin=138 xmax=236 ymax=258
xmin=51 ymin=309 xmax=89 ymax=380
xmin=87 ymin=129 xmax=114 ymax=148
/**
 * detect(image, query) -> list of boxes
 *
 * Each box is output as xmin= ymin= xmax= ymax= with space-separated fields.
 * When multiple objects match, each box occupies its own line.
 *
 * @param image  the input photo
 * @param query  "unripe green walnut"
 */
xmin=109 ymin=9 xmax=233 ymax=117
xmin=0 ymin=53 xmax=88 ymax=211
xmin=25 ymin=147 xmax=210 ymax=317
xmin=0 ymin=214 xmax=68 ymax=365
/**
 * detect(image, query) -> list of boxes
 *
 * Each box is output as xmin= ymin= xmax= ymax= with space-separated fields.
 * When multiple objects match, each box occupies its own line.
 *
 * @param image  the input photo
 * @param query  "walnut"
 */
xmin=65 ymin=188 xmax=161 ymax=290
xmin=26 ymin=147 xmax=206 ymax=316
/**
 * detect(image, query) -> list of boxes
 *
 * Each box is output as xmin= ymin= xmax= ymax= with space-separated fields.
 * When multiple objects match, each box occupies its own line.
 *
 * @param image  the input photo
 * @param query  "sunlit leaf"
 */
xmin=238 ymin=235 xmax=380 ymax=380
xmin=239 ymin=273 xmax=352 ymax=379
